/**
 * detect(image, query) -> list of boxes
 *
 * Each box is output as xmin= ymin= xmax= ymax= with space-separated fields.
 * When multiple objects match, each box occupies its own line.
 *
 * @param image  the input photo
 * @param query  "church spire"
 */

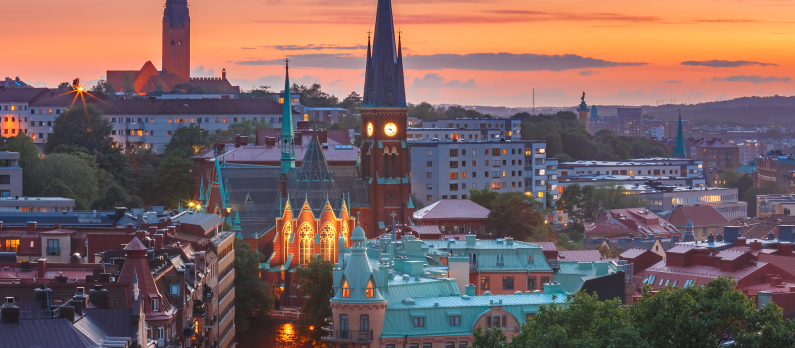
xmin=281 ymin=58 xmax=296 ymax=173
xmin=674 ymin=110 xmax=687 ymax=158
xmin=362 ymin=0 xmax=406 ymax=108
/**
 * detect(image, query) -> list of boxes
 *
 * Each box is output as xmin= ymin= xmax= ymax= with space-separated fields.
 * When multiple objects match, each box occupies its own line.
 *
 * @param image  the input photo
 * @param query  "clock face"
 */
xmin=384 ymin=123 xmax=398 ymax=137
xmin=366 ymin=122 xmax=374 ymax=137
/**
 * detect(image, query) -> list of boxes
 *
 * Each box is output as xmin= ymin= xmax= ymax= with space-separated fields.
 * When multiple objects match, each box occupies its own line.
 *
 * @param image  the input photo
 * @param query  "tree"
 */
xmin=121 ymin=73 xmax=136 ymax=98
xmin=46 ymin=103 xmax=116 ymax=154
xmin=170 ymin=83 xmax=206 ymax=94
xmin=487 ymin=193 xmax=546 ymax=240
xmin=33 ymin=153 xmax=100 ymax=209
xmin=558 ymin=183 xmax=597 ymax=233
xmin=744 ymin=181 xmax=782 ymax=217
xmin=340 ymin=91 xmax=362 ymax=112
xmin=127 ymin=149 xmax=161 ymax=205
xmin=471 ymin=326 xmax=507 ymax=348
xmin=468 ymin=187 xmax=499 ymax=210
xmin=164 ymin=124 xmax=211 ymax=156
xmin=291 ymin=83 xmax=339 ymax=107
xmin=408 ymin=102 xmax=442 ymax=120
xmin=57 ymin=81 xmax=75 ymax=91
xmin=294 ymin=257 xmax=335 ymax=344
xmin=2 ymin=134 xmax=41 ymax=196
xmin=236 ymin=86 xmax=273 ymax=100
xmin=90 ymin=79 xmax=116 ymax=99
xmin=157 ymin=150 xmax=194 ymax=209
xmin=210 ymin=119 xmax=275 ymax=142
xmin=234 ymin=238 xmax=274 ymax=333
xmin=91 ymin=184 xmax=143 ymax=210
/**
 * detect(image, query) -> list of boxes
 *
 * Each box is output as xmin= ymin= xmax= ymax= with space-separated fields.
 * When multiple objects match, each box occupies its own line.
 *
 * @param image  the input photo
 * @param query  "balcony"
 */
xmin=322 ymin=330 xmax=373 ymax=342
xmin=469 ymin=262 xmax=477 ymax=271
xmin=46 ymin=247 xmax=60 ymax=256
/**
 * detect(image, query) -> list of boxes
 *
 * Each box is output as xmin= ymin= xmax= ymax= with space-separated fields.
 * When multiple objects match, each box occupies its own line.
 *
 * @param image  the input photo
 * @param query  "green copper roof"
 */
xmin=674 ymin=113 xmax=687 ymax=158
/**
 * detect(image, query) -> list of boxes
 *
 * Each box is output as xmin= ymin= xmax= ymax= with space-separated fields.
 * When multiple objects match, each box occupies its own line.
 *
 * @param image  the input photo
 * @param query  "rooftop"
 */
xmin=413 ymin=199 xmax=490 ymax=220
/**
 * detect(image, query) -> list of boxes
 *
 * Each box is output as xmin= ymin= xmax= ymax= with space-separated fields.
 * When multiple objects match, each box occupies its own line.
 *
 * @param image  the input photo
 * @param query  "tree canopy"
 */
xmin=234 ymin=238 xmax=274 ymax=333
xmin=294 ymin=257 xmax=335 ymax=345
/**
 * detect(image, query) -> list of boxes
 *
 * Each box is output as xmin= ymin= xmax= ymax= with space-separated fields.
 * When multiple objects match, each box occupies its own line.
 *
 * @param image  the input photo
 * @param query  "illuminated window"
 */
xmin=48 ymin=110 xmax=52 ymax=114
xmin=5 ymin=239 xmax=19 ymax=252
xmin=342 ymin=279 xmax=350 ymax=297
xmin=320 ymin=223 xmax=335 ymax=262
xmin=299 ymin=222 xmax=313 ymax=265
xmin=538 ymin=192 xmax=544 ymax=198
xmin=366 ymin=280 xmax=374 ymax=298
xmin=491 ymin=182 xmax=500 ymax=190
xmin=10 ymin=106 xmax=15 ymax=111
xmin=283 ymin=222 xmax=292 ymax=259
xmin=136 ymin=130 xmax=143 ymax=136
xmin=223 ymin=118 xmax=228 ymax=123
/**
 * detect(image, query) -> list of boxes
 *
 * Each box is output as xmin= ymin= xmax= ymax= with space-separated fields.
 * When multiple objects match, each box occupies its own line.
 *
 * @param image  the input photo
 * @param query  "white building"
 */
xmin=418 ymin=118 xmax=522 ymax=141
xmin=558 ymin=157 xmax=706 ymax=189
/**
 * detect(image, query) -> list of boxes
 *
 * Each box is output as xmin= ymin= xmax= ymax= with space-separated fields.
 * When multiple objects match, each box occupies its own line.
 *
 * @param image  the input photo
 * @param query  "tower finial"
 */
xmin=356 ymin=211 xmax=361 ymax=226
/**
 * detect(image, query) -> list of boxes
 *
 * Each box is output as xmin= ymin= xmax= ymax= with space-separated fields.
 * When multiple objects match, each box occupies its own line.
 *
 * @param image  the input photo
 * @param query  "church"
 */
xmin=196 ymin=1 xmax=414 ymax=303
xmin=106 ymin=0 xmax=239 ymax=95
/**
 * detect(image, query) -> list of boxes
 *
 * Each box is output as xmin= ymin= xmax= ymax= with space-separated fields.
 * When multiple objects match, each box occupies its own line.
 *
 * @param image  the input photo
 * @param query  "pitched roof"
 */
xmin=93 ymin=98 xmax=288 ymax=115
xmin=413 ymin=199 xmax=490 ymax=220
xmin=558 ymin=250 xmax=603 ymax=262
xmin=0 ymin=87 xmax=48 ymax=103
xmin=664 ymin=205 xmax=728 ymax=227
xmin=0 ymin=319 xmax=97 ymax=347
xmin=291 ymin=134 xmax=338 ymax=208
xmin=362 ymin=0 xmax=406 ymax=108
xmin=585 ymin=208 xmax=679 ymax=239
xmin=620 ymin=248 xmax=649 ymax=259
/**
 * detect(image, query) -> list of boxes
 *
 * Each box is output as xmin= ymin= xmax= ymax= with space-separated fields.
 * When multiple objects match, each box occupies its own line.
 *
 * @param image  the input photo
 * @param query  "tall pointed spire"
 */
xmin=362 ymin=0 xmax=406 ymax=108
xmin=674 ymin=110 xmax=687 ymax=158
xmin=281 ymin=58 xmax=296 ymax=173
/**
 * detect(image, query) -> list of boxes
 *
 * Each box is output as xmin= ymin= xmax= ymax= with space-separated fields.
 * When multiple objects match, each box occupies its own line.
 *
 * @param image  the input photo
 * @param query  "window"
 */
xmin=503 ymin=277 xmax=514 ymax=290
xmin=427 ymin=195 xmax=433 ymax=201
xmin=388 ymin=345 xmax=396 ymax=348
xmin=447 ymin=342 xmax=456 ymax=348
xmin=450 ymin=149 xmax=458 ymax=157
xmin=527 ymin=276 xmax=537 ymax=289
xmin=459 ymin=342 xmax=468 ymax=348
xmin=480 ymin=276 xmax=490 ymax=290
xmin=342 ymin=279 xmax=350 ymax=297
xmin=0 ymin=175 xmax=8 ymax=184
xmin=496 ymin=253 xmax=504 ymax=266
xmin=151 ymin=299 xmax=159 ymax=311
xmin=427 ymin=172 xmax=432 ymax=179
xmin=449 ymin=316 xmax=461 ymax=326
xmin=413 ymin=317 xmax=425 ymax=328
xmin=410 ymin=345 xmax=419 ymax=348
xmin=46 ymin=239 xmax=59 ymax=255
xmin=340 ymin=314 xmax=349 ymax=337
xmin=366 ymin=280 xmax=374 ymax=298
xmin=168 ymin=131 xmax=172 ymax=136
xmin=450 ymin=161 xmax=458 ymax=168
xmin=427 ymin=183 xmax=433 ymax=190
xmin=360 ymin=314 xmax=370 ymax=332
xmin=541 ymin=276 xmax=550 ymax=285
xmin=0 ymin=191 xmax=9 ymax=197
xmin=491 ymin=182 xmax=500 ymax=190
xmin=4 ymin=239 xmax=19 ymax=252
xmin=427 ymin=161 xmax=433 ymax=167
xmin=450 ymin=184 xmax=458 ymax=191
xmin=450 ymin=172 xmax=458 ymax=180
xmin=423 ymin=343 xmax=432 ymax=348
xmin=426 ymin=149 xmax=432 ymax=156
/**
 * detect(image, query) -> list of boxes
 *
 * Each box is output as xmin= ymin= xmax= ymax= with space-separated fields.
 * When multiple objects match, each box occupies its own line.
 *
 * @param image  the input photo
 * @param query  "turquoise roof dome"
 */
xmin=352 ymin=224 xmax=366 ymax=241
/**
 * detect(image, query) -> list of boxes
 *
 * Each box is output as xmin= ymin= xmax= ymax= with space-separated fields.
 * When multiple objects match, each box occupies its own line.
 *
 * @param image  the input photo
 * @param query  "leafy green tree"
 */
xmin=57 ymin=81 xmax=75 ymax=91
xmin=468 ymin=187 xmax=499 ymax=210
xmin=472 ymin=326 xmax=507 ymax=348
xmin=295 ymin=257 xmax=335 ymax=344
xmin=558 ymin=183 xmax=596 ymax=233
xmin=408 ymin=102 xmax=442 ymax=120
xmin=127 ymin=149 xmax=161 ymax=205
xmin=234 ymin=238 xmax=274 ymax=333
xmin=487 ymin=193 xmax=546 ymax=240
xmin=33 ymin=153 xmax=100 ymax=209
xmin=236 ymin=86 xmax=273 ymax=99
xmin=2 ymin=134 xmax=41 ymax=196
xmin=291 ymin=83 xmax=339 ymax=107
xmin=170 ymin=83 xmax=206 ymax=94
xmin=90 ymin=79 xmax=116 ymax=99
xmin=340 ymin=91 xmax=362 ymax=112
xmin=744 ymin=181 xmax=782 ymax=217
xmin=46 ymin=103 xmax=116 ymax=154
xmin=164 ymin=124 xmax=211 ymax=155
xmin=157 ymin=150 xmax=193 ymax=209
xmin=121 ymin=73 xmax=136 ymax=98
xmin=91 ymin=184 xmax=143 ymax=210
xmin=41 ymin=178 xmax=77 ymax=202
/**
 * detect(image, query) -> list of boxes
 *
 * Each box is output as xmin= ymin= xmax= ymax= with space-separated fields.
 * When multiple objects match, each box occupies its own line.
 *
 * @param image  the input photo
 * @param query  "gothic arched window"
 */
xmin=320 ymin=223 xmax=335 ymax=262
xmin=283 ymin=222 xmax=292 ymax=260
xmin=366 ymin=279 xmax=375 ymax=298
xmin=299 ymin=222 xmax=314 ymax=265
xmin=341 ymin=220 xmax=349 ymax=246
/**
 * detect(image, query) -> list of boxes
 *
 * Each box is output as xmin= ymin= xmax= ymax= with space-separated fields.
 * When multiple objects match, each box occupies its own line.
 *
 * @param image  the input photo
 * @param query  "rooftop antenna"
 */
xmin=532 ymin=88 xmax=535 ymax=115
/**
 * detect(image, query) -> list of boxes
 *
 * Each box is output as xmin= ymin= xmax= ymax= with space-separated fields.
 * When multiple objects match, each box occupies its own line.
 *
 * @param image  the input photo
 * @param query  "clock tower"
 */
xmin=359 ymin=0 xmax=413 ymax=237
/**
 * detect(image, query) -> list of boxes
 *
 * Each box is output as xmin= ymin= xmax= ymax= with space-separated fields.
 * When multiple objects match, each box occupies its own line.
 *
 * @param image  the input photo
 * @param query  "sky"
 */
xmin=4 ymin=0 xmax=795 ymax=107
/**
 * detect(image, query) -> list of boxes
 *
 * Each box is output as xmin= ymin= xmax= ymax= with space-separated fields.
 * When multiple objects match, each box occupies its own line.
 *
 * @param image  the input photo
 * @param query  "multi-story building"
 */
xmin=0 ymin=152 xmax=22 ymax=197
xmin=409 ymin=140 xmax=547 ymax=206
xmin=557 ymin=157 xmax=706 ymax=188
xmin=666 ymin=118 xmax=692 ymax=138
xmin=643 ymin=119 xmax=666 ymax=138
xmin=419 ymin=118 xmax=521 ymax=141
xmin=756 ymin=194 xmax=795 ymax=217
xmin=757 ymin=150 xmax=795 ymax=191
xmin=407 ymin=127 xmax=504 ymax=142
xmin=617 ymin=107 xmax=643 ymax=136
xmin=733 ymin=140 xmax=765 ymax=165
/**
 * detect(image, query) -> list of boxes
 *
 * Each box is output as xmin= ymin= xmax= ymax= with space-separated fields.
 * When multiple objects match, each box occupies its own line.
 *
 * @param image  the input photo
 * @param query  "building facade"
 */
xmin=419 ymin=118 xmax=521 ymax=141
xmin=617 ymin=107 xmax=643 ymax=136
xmin=557 ymin=158 xmax=706 ymax=188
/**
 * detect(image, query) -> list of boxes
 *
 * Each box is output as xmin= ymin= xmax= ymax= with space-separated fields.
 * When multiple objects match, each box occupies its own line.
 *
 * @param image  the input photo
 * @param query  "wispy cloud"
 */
xmin=682 ymin=60 xmax=777 ymax=67
xmin=191 ymin=66 xmax=215 ymax=77
xmin=236 ymin=52 xmax=645 ymax=72
xmin=663 ymin=80 xmax=683 ymax=84
xmin=266 ymin=44 xmax=368 ymax=51
xmin=711 ymin=75 xmax=792 ymax=84
xmin=412 ymin=73 xmax=478 ymax=89
xmin=579 ymin=70 xmax=598 ymax=76
xmin=241 ymin=47 xmax=257 ymax=50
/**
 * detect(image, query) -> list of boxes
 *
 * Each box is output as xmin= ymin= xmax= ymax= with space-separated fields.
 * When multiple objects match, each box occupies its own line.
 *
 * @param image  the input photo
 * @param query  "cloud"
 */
xmin=411 ymin=73 xmax=478 ymax=89
xmin=236 ymin=52 xmax=644 ymax=72
xmin=663 ymin=80 xmax=683 ymax=84
xmin=579 ymin=70 xmax=598 ymax=76
xmin=241 ymin=47 xmax=257 ymax=50
xmin=266 ymin=44 xmax=368 ymax=51
xmin=710 ymin=75 xmax=792 ymax=84
xmin=191 ymin=66 xmax=216 ymax=77
xmin=682 ymin=60 xmax=778 ymax=67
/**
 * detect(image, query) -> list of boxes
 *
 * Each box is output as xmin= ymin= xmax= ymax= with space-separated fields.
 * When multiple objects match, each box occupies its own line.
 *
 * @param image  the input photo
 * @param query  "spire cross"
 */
xmin=367 ymin=28 xmax=371 ymax=37
xmin=390 ymin=211 xmax=397 ymax=220
xmin=285 ymin=57 xmax=290 ymax=67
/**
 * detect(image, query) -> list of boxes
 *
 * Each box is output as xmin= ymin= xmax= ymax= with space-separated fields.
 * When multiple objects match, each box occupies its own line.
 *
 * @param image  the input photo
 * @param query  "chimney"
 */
xmin=37 ymin=259 xmax=47 ymax=279
xmin=167 ymin=226 xmax=176 ymax=235
xmin=716 ymin=234 xmax=724 ymax=242
xmin=88 ymin=285 xmax=110 ymax=309
xmin=135 ymin=230 xmax=146 ymax=241
xmin=736 ymin=237 xmax=746 ymax=246
xmin=778 ymin=242 xmax=792 ymax=255
xmin=317 ymin=129 xmax=328 ymax=144
xmin=59 ymin=305 xmax=75 ymax=322
xmin=767 ymin=232 xmax=775 ymax=240
xmin=175 ymin=223 xmax=181 ymax=233
xmin=149 ymin=226 xmax=157 ymax=235
xmin=750 ymin=240 xmax=762 ymax=250
xmin=707 ymin=234 xmax=714 ymax=243
xmin=672 ymin=235 xmax=679 ymax=243
xmin=126 ymin=223 xmax=134 ymax=234
xmin=27 ymin=221 xmax=36 ymax=232
xmin=1 ymin=297 xmax=19 ymax=324
xmin=222 ymin=68 xmax=226 ymax=80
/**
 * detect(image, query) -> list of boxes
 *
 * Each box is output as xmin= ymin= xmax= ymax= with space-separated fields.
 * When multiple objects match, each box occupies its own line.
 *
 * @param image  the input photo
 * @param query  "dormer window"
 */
xmin=366 ymin=280 xmax=374 ymax=298
xmin=342 ymin=279 xmax=350 ymax=298
xmin=151 ymin=299 xmax=159 ymax=312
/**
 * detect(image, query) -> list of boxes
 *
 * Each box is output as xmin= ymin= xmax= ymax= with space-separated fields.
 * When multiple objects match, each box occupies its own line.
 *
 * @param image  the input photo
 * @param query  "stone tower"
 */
xmin=359 ymin=0 xmax=413 ymax=237
xmin=162 ymin=0 xmax=191 ymax=86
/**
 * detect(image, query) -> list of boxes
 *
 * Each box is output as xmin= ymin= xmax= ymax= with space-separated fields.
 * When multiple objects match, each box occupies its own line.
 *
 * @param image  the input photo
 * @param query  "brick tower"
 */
xmin=162 ymin=0 xmax=190 ymax=86
xmin=359 ymin=0 xmax=413 ymax=237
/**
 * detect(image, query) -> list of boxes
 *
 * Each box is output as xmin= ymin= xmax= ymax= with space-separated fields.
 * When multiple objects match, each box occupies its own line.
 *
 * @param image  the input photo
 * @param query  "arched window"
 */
xmin=341 ymin=279 xmax=350 ymax=298
xmin=320 ymin=223 xmax=335 ymax=261
xmin=299 ymin=222 xmax=313 ymax=265
xmin=366 ymin=279 xmax=374 ymax=298
xmin=391 ymin=147 xmax=397 ymax=178
xmin=341 ymin=220 xmax=348 ymax=246
xmin=283 ymin=222 xmax=292 ymax=260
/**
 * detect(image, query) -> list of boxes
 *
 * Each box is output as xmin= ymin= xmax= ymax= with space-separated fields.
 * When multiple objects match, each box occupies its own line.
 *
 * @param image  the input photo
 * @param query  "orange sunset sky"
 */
xmin=4 ymin=0 xmax=795 ymax=107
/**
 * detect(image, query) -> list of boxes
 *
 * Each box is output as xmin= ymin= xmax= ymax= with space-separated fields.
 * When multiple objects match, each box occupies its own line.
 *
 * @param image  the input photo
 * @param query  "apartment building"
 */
xmin=419 ymin=118 xmax=522 ymax=141
xmin=617 ymin=107 xmax=643 ymax=136
xmin=558 ymin=157 xmax=706 ymax=189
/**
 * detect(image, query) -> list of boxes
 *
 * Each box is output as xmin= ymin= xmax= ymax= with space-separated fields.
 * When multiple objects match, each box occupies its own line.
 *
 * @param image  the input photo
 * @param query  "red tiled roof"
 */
xmin=758 ymin=253 xmax=795 ymax=278
xmin=664 ymin=205 xmax=728 ymax=227
xmin=558 ymin=250 xmax=603 ymax=261
xmin=413 ymin=199 xmax=490 ymax=220
xmin=666 ymin=244 xmax=698 ymax=254
xmin=414 ymin=225 xmax=441 ymax=235
xmin=620 ymin=248 xmax=648 ymax=259
xmin=585 ymin=208 xmax=679 ymax=240
xmin=529 ymin=242 xmax=558 ymax=252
